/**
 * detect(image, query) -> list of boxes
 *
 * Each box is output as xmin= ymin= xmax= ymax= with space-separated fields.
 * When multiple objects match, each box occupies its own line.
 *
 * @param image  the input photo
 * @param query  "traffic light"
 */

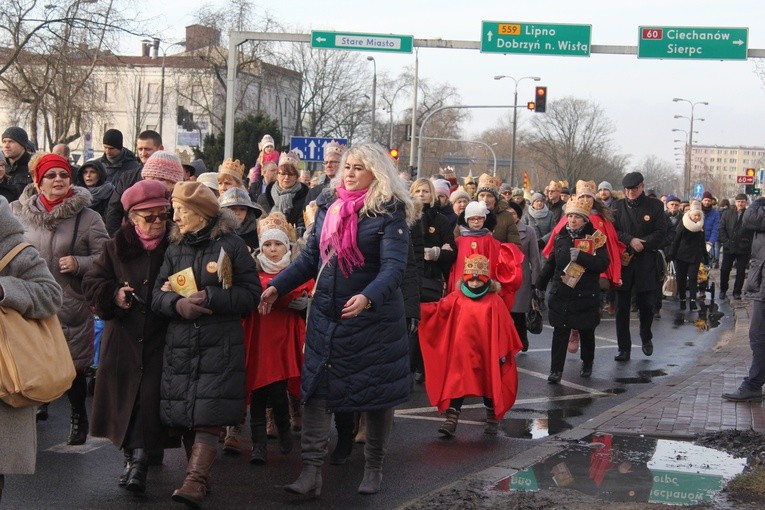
xmin=534 ymin=86 xmax=547 ymax=113
xmin=389 ymin=148 xmax=399 ymax=160
xmin=527 ymin=101 xmax=536 ymax=111
xmin=746 ymin=168 xmax=756 ymax=178
xmin=754 ymin=187 xmax=762 ymax=196
xmin=746 ymin=184 xmax=754 ymax=194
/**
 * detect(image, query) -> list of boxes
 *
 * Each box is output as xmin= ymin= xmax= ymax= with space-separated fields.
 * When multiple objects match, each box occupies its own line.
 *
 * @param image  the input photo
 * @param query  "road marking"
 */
xmin=46 ymin=437 xmax=111 ymax=454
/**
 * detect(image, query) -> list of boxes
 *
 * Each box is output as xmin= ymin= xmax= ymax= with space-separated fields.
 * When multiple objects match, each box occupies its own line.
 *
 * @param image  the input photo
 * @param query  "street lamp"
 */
xmin=367 ymin=56 xmax=376 ymax=143
xmin=151 ymin=38 xmax=186 ymax=141
xmin=494 ymin=75 xmax=541 ymax=187
xmin=673 ymin=98 xmax=708 ymax=199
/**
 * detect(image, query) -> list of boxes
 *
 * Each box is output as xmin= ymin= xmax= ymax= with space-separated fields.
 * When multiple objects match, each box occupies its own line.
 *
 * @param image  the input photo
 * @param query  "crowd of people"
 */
xmin=2 ymin=124 xmax=765 ymax=507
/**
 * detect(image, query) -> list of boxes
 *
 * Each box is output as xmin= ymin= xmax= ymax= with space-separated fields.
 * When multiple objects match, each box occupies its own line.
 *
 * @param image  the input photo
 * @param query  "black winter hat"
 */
xmin=2 ymin=126 xmax=29 ymax=147
xmin=102 ymin=129 xmax=124 ymax=150
xmin=622 ymin=172 xmax=644 ymax=188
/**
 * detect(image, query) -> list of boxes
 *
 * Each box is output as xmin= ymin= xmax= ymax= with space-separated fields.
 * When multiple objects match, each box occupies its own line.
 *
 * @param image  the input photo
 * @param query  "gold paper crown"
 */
xmin=324 ymin=141 xmax=346 ymax=156
xmin=547 ymin=180 xmax=562 ymax=191
xmin=477 ymin=173 xmax=501 ymax=192
xmin=463 ymin=253 xmax=490 ymax=278
xmin=575 ymin=180 xmax=597 ymax=198
xmin=279 ymin=151 xmax=300 ymax=167
xmin=218 ymin=158 xmax=245 ymax=181
xmin=257 ymin=212 xmax=297 ymax=243
xmin=566 ymin=199 xmax=591 ymax=219
xmin=440 ymin=166 xmax=456 ymax=178
xmin=463 ymin=175 xmax=476 ymax=185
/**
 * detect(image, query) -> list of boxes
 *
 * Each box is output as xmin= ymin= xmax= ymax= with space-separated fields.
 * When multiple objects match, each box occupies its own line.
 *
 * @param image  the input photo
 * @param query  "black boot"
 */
xmin=680 ymin=299 xmax=686 ymax=311
xmin=690 ymin=299 xmax=697 ymax=311
xmin=126 ymin=448 xmax=148 ymax=494
xmin=276 ymin=415 xmax=294 ymax=455
xmin=118 ymin=448 xmax=134 ymax=487
xmin=250 ymin=425 xmax=267 ymax=465
xmin=67 ymin=408 xmax=88 ymax=445
xmin=329 ymin=433 xmax=354 ymax=465
xmin=36 ymin=403 xmax=49 ymax=422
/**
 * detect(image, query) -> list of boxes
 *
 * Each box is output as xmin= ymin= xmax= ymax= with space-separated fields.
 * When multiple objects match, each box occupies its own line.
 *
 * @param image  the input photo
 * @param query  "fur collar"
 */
xmin=115 ymin=223 xmax=170 ymax=261
xmin=169 ymin=208 xmax=239 ymax=245
xmin=15 ymin=184 xmax=92 ymax=231
xmin=682 ymin=212 xmax=704 ymax=232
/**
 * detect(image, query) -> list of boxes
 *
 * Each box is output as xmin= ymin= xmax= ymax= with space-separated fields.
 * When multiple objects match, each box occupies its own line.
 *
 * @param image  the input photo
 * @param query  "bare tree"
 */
xmin=636 ymin=154 xmax=682 ymax=196
xmin=525 ymin=96 xmax=624 ymax=188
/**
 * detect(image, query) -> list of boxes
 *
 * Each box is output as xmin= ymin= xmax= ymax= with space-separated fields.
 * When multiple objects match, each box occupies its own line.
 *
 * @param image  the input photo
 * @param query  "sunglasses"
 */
xmin=134 ymin=212 xmax=169 ymax=223
xmin=42 ymin=171 xmax=71 ymax=180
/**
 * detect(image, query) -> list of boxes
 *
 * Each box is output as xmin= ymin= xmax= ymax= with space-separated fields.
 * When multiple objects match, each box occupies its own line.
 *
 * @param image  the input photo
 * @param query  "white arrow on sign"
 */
xmin=315 ymin=36 xmax=326 ymax=43
xmin=733 ymin=40 xmax=745 ymax=46
xmin=308 ymin=140 xmax=317 ymax=160
xmin=486 ymin=31 xmax=493 ymax=42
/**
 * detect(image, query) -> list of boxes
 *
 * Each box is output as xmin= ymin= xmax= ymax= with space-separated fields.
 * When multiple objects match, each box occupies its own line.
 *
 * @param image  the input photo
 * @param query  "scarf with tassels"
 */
xmin=319 ymin=186 xmax=369 ymax=277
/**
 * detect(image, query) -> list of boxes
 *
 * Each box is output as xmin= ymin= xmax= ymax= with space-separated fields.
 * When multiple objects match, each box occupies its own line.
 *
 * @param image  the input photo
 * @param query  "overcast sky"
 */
xmin=141 ymin=0 xmax=765 ymax=171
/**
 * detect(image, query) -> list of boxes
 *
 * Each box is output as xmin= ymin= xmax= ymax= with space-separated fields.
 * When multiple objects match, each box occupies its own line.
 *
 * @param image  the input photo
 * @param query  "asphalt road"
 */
xmin=2 ymin=296 xmax=734 ymax=509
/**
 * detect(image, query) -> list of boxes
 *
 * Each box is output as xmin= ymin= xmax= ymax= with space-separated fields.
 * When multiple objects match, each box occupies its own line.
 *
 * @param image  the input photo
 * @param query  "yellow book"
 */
xmin=169 ymin=267 xmax=198 ymax=297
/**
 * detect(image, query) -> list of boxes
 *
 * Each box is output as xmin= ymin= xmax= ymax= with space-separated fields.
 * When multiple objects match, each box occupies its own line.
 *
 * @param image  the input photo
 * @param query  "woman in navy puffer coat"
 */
xmin=260 ymin=142 xmax=415 ymax=498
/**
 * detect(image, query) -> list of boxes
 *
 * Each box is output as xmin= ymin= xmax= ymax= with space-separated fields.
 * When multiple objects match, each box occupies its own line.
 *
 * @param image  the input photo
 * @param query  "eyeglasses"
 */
xmin=42 ymin=171 xmax=71 ymax=180
xmin=324 ymin=160 xmax=340 ymax=166
xmin=277 ymin=171 xmax=297 ymax=177
xmin=134 ymin=212 xmax=169 ymax=223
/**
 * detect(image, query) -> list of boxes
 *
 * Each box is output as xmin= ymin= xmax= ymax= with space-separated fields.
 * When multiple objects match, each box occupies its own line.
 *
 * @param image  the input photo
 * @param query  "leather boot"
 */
xmin=67 ymin=408 xmax=88 ymax=445
xmin=438 ymin=408 xmax=459 ymax=437
xmin=172 ymin=442 xmax=217 ymax=508
xmin=266 ymin=408 xmax=277 ymax=439
xmin=250 ymin=425 xmax=267 ymax=465
xmin=359 ymin=408 xmax=394 ymax=495
xmin=119 ymin=448 xmax=134 ymax=487
xmin=484 ymin=407 xmax=499 ymax=435
xmin=354 ymin=413 xmax=367 ymax=444
xmin=126 ymin=448 xmax=149 ymax=494
xmin=288 ymin=395 xmax=302 ymax=432
xmin=223 ymin=425 xmax=243 ymax=454
xmin=680 ymin=299 xmax=686 ymax=311
xmin=36 ymin=403 xmax=49 ymax=422
xmin=285 ymin=399 xmax=331 ymax=497
xmin=277 ymin=418 xmax=294 ymax=455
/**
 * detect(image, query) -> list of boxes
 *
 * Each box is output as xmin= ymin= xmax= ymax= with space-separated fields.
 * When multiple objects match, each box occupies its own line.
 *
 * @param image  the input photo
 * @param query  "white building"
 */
xmin=691 ymin=144 xmax=765 ymax=199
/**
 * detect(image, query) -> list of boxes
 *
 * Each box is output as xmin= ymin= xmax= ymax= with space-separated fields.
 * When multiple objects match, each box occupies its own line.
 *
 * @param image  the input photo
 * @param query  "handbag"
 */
xmin=526 ymin=292 xmax=544 ymax=335
xmin=662 ymin=261 xmax=677 ymax=297
xmin=0 ymin=242 xmax=76 ymax=408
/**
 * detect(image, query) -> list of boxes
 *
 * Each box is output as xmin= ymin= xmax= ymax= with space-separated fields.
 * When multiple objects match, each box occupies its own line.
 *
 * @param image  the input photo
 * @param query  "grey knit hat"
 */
xmin=598 ymin=181 xmax=613 ymax=192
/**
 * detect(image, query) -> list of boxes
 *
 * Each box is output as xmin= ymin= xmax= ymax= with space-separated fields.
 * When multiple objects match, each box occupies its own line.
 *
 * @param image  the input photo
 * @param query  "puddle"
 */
xmin=492 ymin=433 xmax=747 ymax=505
xmin=672 ymin=299 xmax=725 ymax=330
xmin=501 ymin=408 xmax=583 ymax=439
xmin=614 ymin=369 xmax=668 ymax=385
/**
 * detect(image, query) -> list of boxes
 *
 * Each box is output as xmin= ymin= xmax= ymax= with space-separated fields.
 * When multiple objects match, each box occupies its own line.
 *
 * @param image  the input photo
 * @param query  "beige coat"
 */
xmin=0 ymin=196 xmax=63 ymax=474
xmin=12 ymin=185 xmax=109 ymax=370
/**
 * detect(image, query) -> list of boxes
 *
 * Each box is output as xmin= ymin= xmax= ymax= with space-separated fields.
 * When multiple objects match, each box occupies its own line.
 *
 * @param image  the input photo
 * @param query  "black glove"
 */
xmin=288 ymin=296 xmax=311 ymax=311
xmin=175 ymin=291 xmax=212 ymax=320
xmin=407 ymin=318 xmax=419 ymax=335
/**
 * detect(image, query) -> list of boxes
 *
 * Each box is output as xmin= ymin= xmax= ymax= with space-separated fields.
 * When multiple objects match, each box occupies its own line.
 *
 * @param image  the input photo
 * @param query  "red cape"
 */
xmin=542 ymin=213 xmax=624 ymax=285
xmin=447 ymin=233 xmax=525 ymax=311
xmin=420 ymin=290 xmax=523 ymax=418
xmin=242 ymin=272 xmax=313 ymax=396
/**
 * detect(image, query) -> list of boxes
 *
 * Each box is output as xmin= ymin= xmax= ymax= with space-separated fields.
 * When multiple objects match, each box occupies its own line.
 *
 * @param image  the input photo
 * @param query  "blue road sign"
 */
xmin=289 ymin=136 xmax=348 ymax=162
xmin=693 ymin=183 xmax=703 ymax=199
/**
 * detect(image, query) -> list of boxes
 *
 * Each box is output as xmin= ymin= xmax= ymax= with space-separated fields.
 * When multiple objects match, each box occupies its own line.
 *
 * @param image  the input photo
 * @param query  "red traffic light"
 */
xmin=389 ymin=148 xmax=399 ymax=160
xmin=746 ymin=168 xmax=756 ymax=177
xmin=534 ymin=86 xmax=547 ymax=113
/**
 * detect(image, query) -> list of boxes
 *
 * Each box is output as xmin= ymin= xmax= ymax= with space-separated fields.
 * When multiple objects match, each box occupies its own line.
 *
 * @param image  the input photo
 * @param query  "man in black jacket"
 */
xmin=1 ymin=126 xmax=33 ymax=200
xmin=718 ymin=193 xmax=754 ymax=300
xmin=612 ymin=172 xmax=669 ymax=361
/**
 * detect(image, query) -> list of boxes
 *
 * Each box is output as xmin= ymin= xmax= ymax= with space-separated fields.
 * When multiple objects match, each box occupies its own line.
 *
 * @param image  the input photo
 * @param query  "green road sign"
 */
xmin=481 ymin=21 xmax=591 ymax=56
xmin=311 ymin=30 xmax=413 ymax=54
xmin=638 ymin=26 xmax=748 ymax=60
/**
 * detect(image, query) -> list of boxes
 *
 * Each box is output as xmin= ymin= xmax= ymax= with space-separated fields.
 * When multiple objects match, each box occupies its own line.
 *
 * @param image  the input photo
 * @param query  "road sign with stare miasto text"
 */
xmin=481 ymin=21 xmax=591 ymax=56
xmin=638 ymin=26 xmax=748 ymax=60
xmin=311 ymin=30 xmax=413 ymax=53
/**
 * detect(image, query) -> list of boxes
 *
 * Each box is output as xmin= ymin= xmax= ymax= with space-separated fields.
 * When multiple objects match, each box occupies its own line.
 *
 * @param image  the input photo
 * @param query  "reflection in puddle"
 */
xmin=501 ymin=408 xmax=583 ymax=439
xmin=614 ymin=369 xmax=668 ymax=385
xmin=672 ymin=300 xmax=725 ymax=331
xmin=492 ymin=433 xmax=746 ymax=505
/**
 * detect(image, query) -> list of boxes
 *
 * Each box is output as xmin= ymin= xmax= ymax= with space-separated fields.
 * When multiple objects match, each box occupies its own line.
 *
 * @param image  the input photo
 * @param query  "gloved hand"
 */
xmin=288 ymin=296 xmax=311 ymax=311
xmin=407 ymin=318 xmax=419 ymax=335
xmin=569 ymin=248 xmax=580 ymax=262
xmin=175 ymin=291 xmax=212 ymax=320
xmin=424 ymin=246 xmax=441 ymax=261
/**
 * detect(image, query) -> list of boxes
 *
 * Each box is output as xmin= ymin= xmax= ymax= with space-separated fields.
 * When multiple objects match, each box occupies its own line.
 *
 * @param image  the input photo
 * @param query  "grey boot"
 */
xmin=438 ymin=408 xmax=459 ymax=437
xmin=284 ymin=399 xmax=331 ymax=497
xmin=358 ymin=408 xmax=394 ymax=495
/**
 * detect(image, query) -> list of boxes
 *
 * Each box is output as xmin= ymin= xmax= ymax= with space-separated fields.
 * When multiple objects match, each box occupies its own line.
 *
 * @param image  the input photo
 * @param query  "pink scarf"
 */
xmin=135 ymin=224 xmax=166 ymax=251
xmin=319 ymin=186 xmax=368 ymax=277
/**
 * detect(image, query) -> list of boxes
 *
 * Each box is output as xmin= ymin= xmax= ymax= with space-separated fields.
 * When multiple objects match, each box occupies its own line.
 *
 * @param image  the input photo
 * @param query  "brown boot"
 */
xmin=266 ymin=407 xmax=277 ymax=439
xmin=438 ymin=408 xmax=459 ymax=437
xmin=172 ymin=442 xmax=217 ymax=508
xmin=354 ymin=413 xmax=367 ymax=444
xmin=484 ymin=407 xmax=499 ymax=435
xmin=288 ymin=395 xmax=302 ymax=432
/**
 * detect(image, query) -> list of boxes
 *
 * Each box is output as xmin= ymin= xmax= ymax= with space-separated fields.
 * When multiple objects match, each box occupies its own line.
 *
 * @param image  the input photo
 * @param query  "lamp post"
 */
xmin=367 ymin=56 xmax=376 ymax=143
xmin=673 ymin=98 xmax=708 ymax=200
xmin=151 ymin=39 xmax=186 ymax=141
xmin=494 ymin=75 xmax=540 ymax=188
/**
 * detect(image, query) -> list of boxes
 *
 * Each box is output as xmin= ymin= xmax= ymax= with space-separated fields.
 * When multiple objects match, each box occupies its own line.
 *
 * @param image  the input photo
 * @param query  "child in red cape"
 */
xmin=242 ymin=212 xmax=313 ymax=464
xmin=420 ymin=254 xmax=523 ymax=437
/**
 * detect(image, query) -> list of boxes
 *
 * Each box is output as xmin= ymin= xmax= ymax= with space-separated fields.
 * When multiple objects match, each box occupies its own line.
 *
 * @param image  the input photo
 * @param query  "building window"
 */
xmin=104 ymin=82 xmax=116 ymax=103
xmin=147 ymin=83 xmax=160 ymax=105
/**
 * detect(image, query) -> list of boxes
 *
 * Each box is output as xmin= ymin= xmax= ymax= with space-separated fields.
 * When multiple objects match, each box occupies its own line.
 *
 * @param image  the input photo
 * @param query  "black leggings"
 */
xmin=675 ymin=260 xmax=700 ymax=301
xmin=250 ymin=380 xmax=289 ymax=441
xmin=67 ymin=371 xmax=87 ymax=412
xmin=449 ymin=396 xmax=494 ymax=411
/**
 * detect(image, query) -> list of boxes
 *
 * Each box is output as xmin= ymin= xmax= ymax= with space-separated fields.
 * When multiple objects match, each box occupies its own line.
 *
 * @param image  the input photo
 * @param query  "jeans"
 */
xmin=720 ymin=251 xmax=750 ymax=295
xmin=742 ymin=300 xmax=765 ymax=391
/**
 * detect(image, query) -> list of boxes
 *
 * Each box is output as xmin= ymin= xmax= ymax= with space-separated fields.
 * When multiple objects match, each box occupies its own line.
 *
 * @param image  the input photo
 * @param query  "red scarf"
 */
xmin=135 ymin=224 xmax=166 ymax=251
xmin=319 ymin=186 xmax=369 ymax=277
xmin=39 ymin=189 xmax=74 ymax=212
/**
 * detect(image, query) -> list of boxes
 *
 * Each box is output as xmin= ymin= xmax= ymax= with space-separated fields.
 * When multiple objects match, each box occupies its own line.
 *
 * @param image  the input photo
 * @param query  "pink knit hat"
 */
xmin=141 ymin=151 xmax=184 ymax=184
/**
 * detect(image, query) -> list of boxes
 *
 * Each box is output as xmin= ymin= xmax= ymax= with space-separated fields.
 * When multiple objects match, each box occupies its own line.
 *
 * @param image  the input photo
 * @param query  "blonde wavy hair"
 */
xmin=409 ymin=178 xmax=436 ymax=207
xmin=330 ymin=142 xmax=416 ymax=223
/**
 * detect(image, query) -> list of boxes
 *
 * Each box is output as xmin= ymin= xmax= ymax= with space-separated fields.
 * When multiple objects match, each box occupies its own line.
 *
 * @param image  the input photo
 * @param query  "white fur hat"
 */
xmin=464 ymin=200 xmax=489 ymax=219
